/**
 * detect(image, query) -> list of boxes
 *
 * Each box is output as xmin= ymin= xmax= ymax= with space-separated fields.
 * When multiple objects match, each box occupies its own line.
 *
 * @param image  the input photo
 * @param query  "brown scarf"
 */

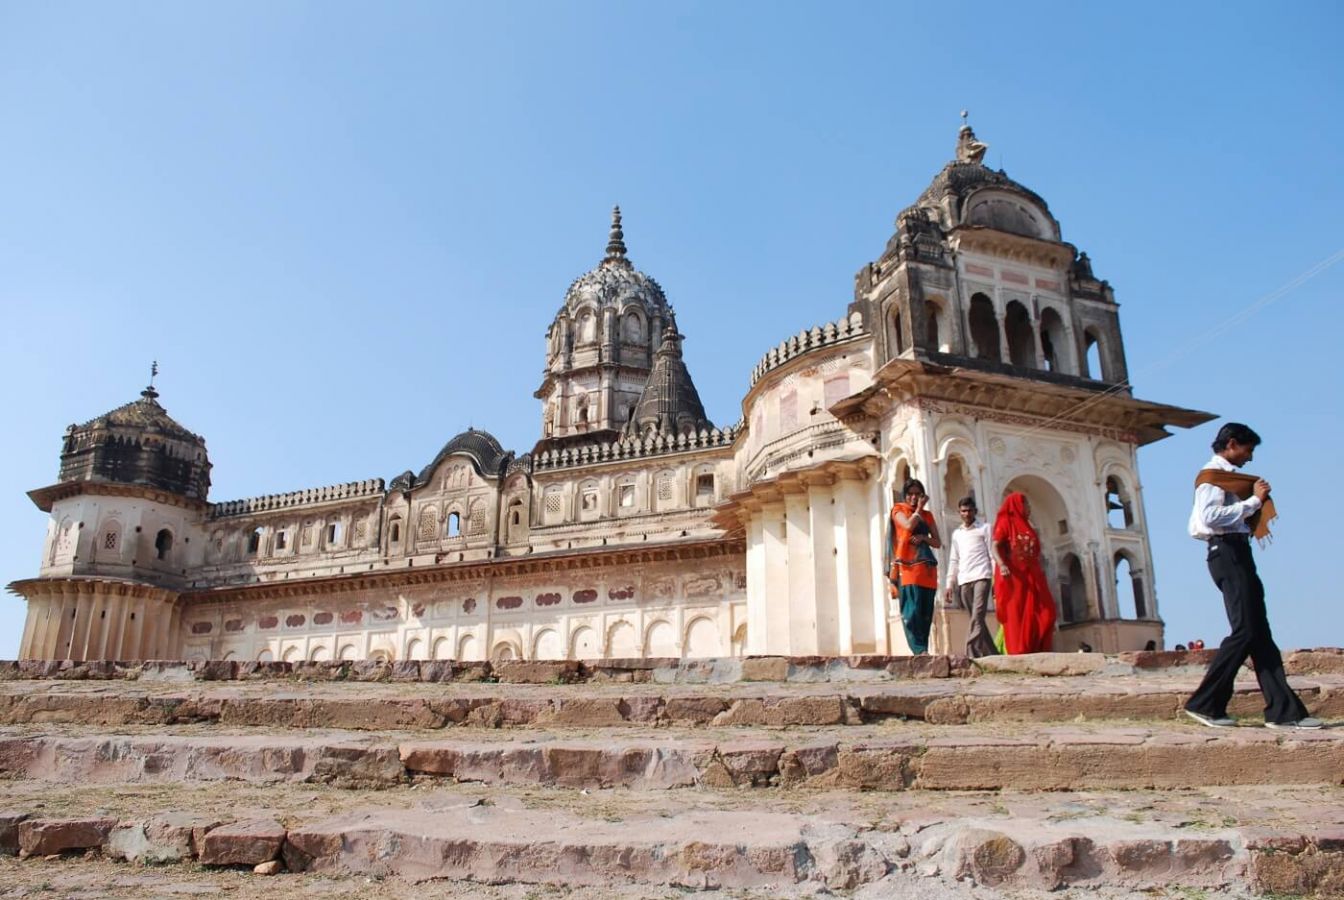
xmin=1194 ymin=469 xmax=1277 ymax=542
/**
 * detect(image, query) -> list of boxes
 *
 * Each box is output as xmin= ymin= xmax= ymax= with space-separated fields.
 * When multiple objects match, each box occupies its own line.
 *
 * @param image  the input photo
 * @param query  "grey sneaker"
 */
xmin=1184 ymin=708 xmax=1237 ymax=728
xmin=1264 ymin=717 xmax=1324 ymax=730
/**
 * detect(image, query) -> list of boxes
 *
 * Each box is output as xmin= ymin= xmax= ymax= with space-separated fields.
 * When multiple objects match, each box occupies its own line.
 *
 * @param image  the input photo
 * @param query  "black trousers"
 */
xmin=1186 ymin=534 xmax=1308 ymax=724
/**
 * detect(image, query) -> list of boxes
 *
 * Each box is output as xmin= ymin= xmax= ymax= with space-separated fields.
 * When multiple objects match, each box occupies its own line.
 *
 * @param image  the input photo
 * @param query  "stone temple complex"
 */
xmin=9 ymin=124 xmax=1212 ymax=663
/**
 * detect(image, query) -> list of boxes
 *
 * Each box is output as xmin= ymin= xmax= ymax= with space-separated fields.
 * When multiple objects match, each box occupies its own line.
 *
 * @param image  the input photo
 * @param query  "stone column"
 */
xmin=806 ymin=477 xmax=840 ymax=655
xmin=760 ymin=499 xmax=789 ymax=653
xmin=996 ymin=312 xmax=1010 ymax=364
xmin=127 ymin=595 xmax=148 ymax=661
xmin=104 ymin=591 xmax=128 ymax=660
xmin=783 ymin=487 xmax=817 ymax=655
xmin=18 ymin=594 xmax=45 ymax=659
xmin=50 ymin=585 xmax=77 ymax=660
xmin=834 ymin=474 xmax=878 ymax=654
xmin=743 ymin=505 xmax=768 ymax=655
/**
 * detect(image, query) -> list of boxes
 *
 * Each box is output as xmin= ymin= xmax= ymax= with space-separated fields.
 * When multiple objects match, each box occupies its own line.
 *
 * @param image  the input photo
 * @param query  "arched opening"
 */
xmin=623 ymin=311 xmax=643 ymax=342
xmin=388 ymin=517 xmax=402 ymax=545
xmin=446 ymin=511 xmax=461 ymax=538
xmin=247 ymin=529 xmax=261 ymax=556
xmin=685 ymin=617 xmax=720 ymax=659
xmin=607 ymin=620 xmax=639 ymax=658
xmin=256 ymin=649 xmax=274 ymax=663
xmin=570 ymin=626 xmax=599 ymax=659
xmin=432 ymin=636 xmax=451 ymax=660
xmin=942 ymin=454 xmax=973 ymax=516
xmin=924 ymin=299 xmax=943 ymax=351
xmin=1114 ymin=553 xmax=1146 ymax=618
xmin=491 ymin=641 xmax=516 ymax=662
xmin=457 ymin=633 xmax=478 ymax=662
xmin=1105 ymin=476 xmax=1135 ymax=529
xmin=1004 ymin=301 xmax=1035 ymax=368
xmin=577 ymin=310 xmax=596 ymax=343
xmin=281 ymin=645 xmax=300 ymax=663
xmin=1060 ymin=553 xmax=1088 ymax=624
xmin=891 ymin=310 xmax=907 ymax=355
xmin=645 ymin=620 xmax=677 ymax=658
xmin=309 ymin=644 xmax=330 ymax=662
xmin=506 ymin=498 xmax=526 ymax=542
xmin=731 ymin=623 xmax=748 ymax=656
xmin=154 ymin=529 xmax=174 ymax=561
xmin=1084 ymin=329 xmax=1105 ymax=380
xmin=532 ymin=628 xmax=562 ymax=660
xmin=575 ymin=394 xmax=589 ymax=426
xmin=338 ymin=643 xmax=359 ymax=661
xmin=1040 ymin=307 xmax=1068 ymax=373
xmin=1001 ymin=474 xmax=1069 ymax=630
xmin=968 ymin=294 xmax=1001 ymax=362
xmin=405 ymin=638 xmax=424 ymax=661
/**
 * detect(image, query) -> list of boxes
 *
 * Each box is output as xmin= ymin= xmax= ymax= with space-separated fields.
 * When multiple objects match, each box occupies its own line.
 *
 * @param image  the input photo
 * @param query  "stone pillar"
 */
xmin=760 ymin=499 xmax=789 ymax=653
xmin=50 ymin=585 xmax=77 ymax=659
xmin=783 ymin=488 xmax=816 ymax=655
xmin=996 ymin=312 xmax=1010 ymax=363
xmin=102 ymin=591 xmax=127 ymax=660
xmin=806 ymin=478 xmax=840 ymax=655
xmin=127 ymin=595 xmax=149 ymax=660
xmin=18 ymin=594 xmax=44 ymax=659
xmin=744 ymin=506 xmax=768 ymax=655
xmin=70 ymin=586 xmax=98 ymax=661
xmin=835 ymin=475 xmax=878 ymax=654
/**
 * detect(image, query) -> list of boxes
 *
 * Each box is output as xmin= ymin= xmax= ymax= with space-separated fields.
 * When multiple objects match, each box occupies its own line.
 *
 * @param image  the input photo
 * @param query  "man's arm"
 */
xmin=945 ymin=531 xmax=961 ymax=592
xmin=1195 ymin=483 xmax=1262 ymax=531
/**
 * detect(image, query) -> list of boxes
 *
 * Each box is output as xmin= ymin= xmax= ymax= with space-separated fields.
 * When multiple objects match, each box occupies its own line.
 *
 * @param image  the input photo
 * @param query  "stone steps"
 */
xmin=0 ymin=778 xmax=1340 ymax=896
xmin=2 ymin=723 xmax=1341 ymax=792
xmin=3 ymin=673 xmax=1342 ymax=730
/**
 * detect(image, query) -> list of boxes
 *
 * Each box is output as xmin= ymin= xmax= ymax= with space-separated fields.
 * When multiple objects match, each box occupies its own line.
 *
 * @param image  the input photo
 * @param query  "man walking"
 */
xmin=944 ymin=496 xmax=997 ymax=658
xmin=1183 ymin=423 xmax=1321 ymax=730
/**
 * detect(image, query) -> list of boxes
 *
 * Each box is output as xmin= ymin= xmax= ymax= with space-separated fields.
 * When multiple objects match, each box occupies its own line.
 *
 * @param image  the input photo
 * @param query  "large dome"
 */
xmin=56 ymin=383 xmax=211 ymax=500
xmin=556 ymin=206 xmax=672 ymax=319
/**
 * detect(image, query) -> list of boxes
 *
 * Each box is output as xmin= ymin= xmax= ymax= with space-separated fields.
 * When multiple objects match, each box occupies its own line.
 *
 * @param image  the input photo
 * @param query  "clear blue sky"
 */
xmin=2 ymin=1 xmax=1341 ymax=657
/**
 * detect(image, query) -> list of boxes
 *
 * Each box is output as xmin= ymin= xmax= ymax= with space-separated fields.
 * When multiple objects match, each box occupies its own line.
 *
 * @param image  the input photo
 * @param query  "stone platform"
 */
xmin=0 ymin=652 xmax=1340 ymax=897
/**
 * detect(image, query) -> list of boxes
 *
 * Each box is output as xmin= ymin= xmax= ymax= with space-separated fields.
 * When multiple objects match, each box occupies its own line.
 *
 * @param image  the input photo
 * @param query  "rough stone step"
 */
xmin=4 ymin=648 xmax=1342 ymax=686
xmin=2 ymin=724 xmax=1341 ymax=791
xmin=0 ymin=778 xmax=1339 ymax=896
xmin=2 ymin=672 xmax=1340 ymax=730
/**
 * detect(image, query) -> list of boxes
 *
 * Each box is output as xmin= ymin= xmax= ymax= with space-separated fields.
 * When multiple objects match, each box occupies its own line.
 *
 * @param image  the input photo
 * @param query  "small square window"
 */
xmin=618 ymin=484 xmax=635 ymax=508
xmin=696 ymin=474 xmax=715 ymax=498
xmin=581 ymin=491 xmax=598 ymax=512
xmin=275 ymin=530 xmax=287 ymax=550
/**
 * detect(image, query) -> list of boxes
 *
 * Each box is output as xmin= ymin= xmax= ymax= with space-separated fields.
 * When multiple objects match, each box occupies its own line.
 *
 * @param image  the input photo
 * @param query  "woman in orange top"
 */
xmin=887 ymin=479 xmax=941 ymax=654
xmin=991 ymin=492 xmax=1057 ymax=654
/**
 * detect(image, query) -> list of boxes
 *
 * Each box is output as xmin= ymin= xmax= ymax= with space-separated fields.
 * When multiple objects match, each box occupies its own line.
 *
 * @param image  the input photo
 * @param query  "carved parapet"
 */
xmin=209 ymin=479 xmax=386 ymax=518
xmin=533 ymin=423 xmax=741 ymax=472
xmin=748 ymin=312 xmax=867 ymax=388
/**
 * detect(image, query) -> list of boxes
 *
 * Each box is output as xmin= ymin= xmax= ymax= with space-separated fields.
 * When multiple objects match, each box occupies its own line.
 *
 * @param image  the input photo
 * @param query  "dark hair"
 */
xmin=957 ymin=496 xmax=977 ymax=510
xmin=902 ymin=479 xmax=925 ymax=497
xmin=1212 ymin=422 xmax=1261 ymax=452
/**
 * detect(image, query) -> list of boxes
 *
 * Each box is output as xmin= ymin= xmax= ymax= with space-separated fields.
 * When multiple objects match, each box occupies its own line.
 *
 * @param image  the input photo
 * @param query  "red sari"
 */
xmin=992 ymin=493 xmax=1057 ymax=654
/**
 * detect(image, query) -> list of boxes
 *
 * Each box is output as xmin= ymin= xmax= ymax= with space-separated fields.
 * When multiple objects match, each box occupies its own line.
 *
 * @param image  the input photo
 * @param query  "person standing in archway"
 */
xmin=888 ymin=479 xmax=941 ymax=654
xmin=944 ymin=496 xmax=998 ymax=658
xmin=991 ymin=492 xmax=1057 ymax=654
xmin=1183 ymin=423 xmax=1320 ymax=730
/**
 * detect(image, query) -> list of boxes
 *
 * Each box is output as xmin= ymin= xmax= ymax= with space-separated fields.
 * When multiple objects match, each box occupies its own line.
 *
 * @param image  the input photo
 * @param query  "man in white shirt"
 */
xmin=1183 ymin=423 xmax=1321 ymax=730
xmin=944 ymin=497 xmax=998 ymax=658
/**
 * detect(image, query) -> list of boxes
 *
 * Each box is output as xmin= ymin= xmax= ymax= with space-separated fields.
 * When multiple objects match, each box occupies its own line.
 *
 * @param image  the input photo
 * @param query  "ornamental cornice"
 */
xmin=949 ymin=227 xmax=1075 ymax=270
xmin=7 ymin=576 xmax=180 ymax=604
xmin=26 ymin=481 xmax=210 ymax=515
xmin=181 ymin=537 xmax=744 ymax=606
xmin=711 ymin=456 xmax=880 ymax=531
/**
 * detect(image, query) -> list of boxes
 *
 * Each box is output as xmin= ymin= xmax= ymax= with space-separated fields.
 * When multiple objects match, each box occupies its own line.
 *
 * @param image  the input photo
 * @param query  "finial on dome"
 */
xmin=955 ymin=112 xmax=988 ymax=165
xmin=604 ymin=205 xmax=627 ymax=262
xmin=141 ymin=360 xmax=160 ymax=401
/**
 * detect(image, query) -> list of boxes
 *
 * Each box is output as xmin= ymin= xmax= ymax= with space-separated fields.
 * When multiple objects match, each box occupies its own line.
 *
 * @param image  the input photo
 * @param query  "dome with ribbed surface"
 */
xmin=414 ymin=428 xmax=513 ymax=484
xmin=623 ymin=327 xmax=712 ymax=439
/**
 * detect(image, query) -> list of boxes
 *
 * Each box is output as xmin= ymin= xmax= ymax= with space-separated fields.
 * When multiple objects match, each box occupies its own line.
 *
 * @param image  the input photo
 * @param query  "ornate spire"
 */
xmin=141 ymin=360 xmax=160 ymax=401
xmin=623 ymin=326 xmax=712 ymax=438
xmin=603 ymin=205 xmax=628 ymax=263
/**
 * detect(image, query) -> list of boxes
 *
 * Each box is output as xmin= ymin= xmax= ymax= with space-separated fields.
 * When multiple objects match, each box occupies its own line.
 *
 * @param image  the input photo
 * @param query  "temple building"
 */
xmin=9 ymin=124 xmax=1211 ymax=663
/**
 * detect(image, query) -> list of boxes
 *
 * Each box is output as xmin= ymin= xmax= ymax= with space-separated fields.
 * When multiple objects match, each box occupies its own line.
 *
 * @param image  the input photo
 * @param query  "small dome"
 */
xmin=58 ymin=384 xmax=211 ymax=500
xmin=414 ymin=428 xmax=513 ymax=484
xmin=910 ymin=125 xmax=1060 ymax=241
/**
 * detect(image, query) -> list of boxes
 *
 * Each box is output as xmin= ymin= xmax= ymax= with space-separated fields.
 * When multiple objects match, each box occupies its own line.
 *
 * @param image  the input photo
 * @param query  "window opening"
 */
xmin=154 ymin=529 xmax=173 ymax=560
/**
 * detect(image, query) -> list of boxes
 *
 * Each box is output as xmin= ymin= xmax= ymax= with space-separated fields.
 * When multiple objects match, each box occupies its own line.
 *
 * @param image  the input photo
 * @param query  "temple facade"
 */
xmin=9 ymin=125 xmax=1211 ymax=663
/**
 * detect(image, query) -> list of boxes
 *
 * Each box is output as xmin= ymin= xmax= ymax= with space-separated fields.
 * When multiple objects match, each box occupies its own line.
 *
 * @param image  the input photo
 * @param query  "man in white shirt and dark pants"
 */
xmin=944 ymin=496 xmax=998 ymax=658
xmin=1183 ymin=423 xmax=1320 ymax=730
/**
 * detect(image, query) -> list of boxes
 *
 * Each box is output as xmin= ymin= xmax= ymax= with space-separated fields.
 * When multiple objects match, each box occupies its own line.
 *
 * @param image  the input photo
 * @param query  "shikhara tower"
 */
xmin=10 ymin=123 xmax=1210 ymax=663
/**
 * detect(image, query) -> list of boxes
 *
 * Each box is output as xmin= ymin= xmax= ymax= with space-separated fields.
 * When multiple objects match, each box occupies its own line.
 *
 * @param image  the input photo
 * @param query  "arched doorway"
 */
xmin=1001 ymin=474 xmax=1074 ymax=624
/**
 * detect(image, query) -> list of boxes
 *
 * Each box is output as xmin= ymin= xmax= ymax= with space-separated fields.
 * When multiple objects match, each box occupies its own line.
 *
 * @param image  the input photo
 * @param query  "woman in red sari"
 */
xmin=991 ymin=492 xmax=1057 ymax=654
